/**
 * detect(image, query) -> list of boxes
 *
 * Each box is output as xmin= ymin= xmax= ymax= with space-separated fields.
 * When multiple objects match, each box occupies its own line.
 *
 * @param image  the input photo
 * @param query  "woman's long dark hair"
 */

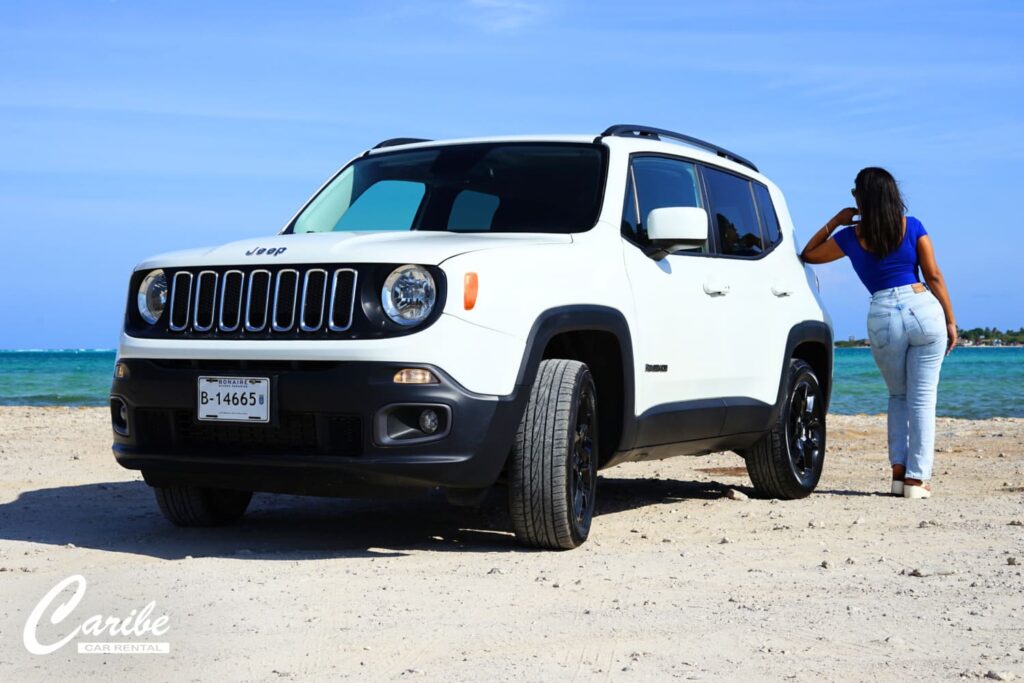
xmin=854 ymin=167 xmax=906 ymax=258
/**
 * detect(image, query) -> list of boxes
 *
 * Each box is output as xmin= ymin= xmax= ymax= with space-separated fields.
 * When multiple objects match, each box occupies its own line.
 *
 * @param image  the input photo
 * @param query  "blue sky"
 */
xmin=1 ymin=0 xmax=1022 ymax=348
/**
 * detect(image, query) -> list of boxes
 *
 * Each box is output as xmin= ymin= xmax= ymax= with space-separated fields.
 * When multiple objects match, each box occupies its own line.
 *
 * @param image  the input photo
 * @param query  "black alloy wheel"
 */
xmin=745 ymin=359 xmax=827 ymax=499
xmin=787 ymin=375 xmax=825 ymax=488
xmin=570 ymin=379 xmax=598 ymax=539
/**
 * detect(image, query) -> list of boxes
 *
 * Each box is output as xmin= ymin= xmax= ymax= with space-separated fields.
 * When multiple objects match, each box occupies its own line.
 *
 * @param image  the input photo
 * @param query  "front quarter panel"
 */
xmin=439 ymin=227 xmax=631 ymax=342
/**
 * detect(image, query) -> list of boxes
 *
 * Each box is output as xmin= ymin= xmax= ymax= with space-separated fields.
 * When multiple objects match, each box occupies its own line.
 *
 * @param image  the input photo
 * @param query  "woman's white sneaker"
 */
xmin=891 ymin=480 xmax=904 ymax=496
xmin=903 ymin=484 xmax=932 ymax=499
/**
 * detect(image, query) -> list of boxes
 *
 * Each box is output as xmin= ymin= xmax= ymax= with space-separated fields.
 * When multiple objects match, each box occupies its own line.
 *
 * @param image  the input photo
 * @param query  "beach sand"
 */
xmin=0 ymin=407 xmax=1021 ymax=681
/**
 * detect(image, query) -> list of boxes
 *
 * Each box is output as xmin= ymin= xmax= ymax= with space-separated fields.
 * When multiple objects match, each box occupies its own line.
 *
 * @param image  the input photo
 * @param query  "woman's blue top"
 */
xmin=833 ymin=216 xmax=928 ymax=294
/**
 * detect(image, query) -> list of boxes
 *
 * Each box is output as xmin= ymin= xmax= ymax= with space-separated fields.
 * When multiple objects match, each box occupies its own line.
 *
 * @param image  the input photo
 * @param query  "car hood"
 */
xmin=134 ymin=231 xmax=572 ymax=269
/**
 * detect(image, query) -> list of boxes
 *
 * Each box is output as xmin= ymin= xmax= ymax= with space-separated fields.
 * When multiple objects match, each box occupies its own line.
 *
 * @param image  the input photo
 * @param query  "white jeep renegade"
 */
xmin=111 ymin=125 xmax=833 ymax=549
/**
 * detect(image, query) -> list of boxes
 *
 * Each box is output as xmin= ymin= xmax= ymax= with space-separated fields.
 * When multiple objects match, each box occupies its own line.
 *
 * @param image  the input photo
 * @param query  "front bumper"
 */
xmin=110 ymin=359 xmax=525 ymax=496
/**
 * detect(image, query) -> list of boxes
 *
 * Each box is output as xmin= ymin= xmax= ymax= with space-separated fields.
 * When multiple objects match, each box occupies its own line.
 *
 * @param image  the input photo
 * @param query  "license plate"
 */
xmin=197 ymin=376 xmax=270 ymax=423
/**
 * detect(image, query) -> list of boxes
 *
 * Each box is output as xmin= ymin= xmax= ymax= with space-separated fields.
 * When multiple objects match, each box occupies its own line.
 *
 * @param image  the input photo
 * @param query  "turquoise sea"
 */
xmin=829 ymin=347 xmax=1023 ymax=419
xmin=0 ymin=348 xmax=1021 ymax=419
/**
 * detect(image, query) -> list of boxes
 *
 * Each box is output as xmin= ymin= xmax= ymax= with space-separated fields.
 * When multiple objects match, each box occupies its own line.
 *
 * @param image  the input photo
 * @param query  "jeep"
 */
xmin=111 ymin=125 xmax=833 ymax=549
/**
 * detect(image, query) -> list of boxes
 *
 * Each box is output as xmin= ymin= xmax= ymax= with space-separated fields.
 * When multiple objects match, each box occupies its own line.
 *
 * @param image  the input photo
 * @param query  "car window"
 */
xmin=630 ymin=157 xmax=706 ymax=252
xmin=702 ymin=166 xmax=763 ymax=257
xmin=332 ymin=179 xmax=425 ymax=232
xmin=754 ymin=183 xmax=782 ymax=246
xmin=291 ymin=143 xmax=606 ymax=234
xmin=448 ymin=190 xmax=501 ymax=231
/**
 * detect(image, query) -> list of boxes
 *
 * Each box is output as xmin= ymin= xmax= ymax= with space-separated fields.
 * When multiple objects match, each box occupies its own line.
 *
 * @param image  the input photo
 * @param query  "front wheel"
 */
xmin=745 ymin=359 xmax=826 ymax=499
xmin=152 ymin=484 xmax=252 ymax=526
xmin=508 ymin=359 xmax=598 ymax=550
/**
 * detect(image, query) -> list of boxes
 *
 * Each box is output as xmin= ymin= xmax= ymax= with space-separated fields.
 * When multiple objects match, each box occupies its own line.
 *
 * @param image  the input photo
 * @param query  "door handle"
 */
xmin=703 ymin=282 xmax=731 ymax=296
xmin=771 ymin=286 xmax=792 ymax=297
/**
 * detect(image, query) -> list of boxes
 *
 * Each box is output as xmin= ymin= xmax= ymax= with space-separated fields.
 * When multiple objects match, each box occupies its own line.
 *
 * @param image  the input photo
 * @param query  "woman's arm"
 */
xmin=800 ymin=227 xmax=844 ymax=264
xmin=800 ymin=208 xmax=857 ymax=264
xmin=917 ymin=234 xmax=957 ymax=354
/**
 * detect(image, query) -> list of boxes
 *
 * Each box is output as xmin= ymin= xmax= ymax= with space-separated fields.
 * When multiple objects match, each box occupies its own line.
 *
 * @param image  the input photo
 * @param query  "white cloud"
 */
xmin=464 ymin=0 xmax=548 ymax=32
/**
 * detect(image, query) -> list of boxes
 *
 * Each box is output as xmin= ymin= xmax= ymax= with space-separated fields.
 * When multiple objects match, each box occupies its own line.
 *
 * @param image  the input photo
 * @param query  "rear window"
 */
xmin=754 ymin=183 xmax=783 ymax=246
xmin=702 ymin=166 xmax=764 ymax=257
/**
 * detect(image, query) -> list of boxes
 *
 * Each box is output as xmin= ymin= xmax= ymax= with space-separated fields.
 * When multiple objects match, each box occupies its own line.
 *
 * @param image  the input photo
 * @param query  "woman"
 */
xmin=801 ymin=167 xmax=956 ymax=499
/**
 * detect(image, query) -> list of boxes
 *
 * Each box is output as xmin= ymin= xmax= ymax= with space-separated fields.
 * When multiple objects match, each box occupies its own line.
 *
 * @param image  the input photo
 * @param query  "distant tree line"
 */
xmin=957 ymin=327 xmax=1024 ymax=344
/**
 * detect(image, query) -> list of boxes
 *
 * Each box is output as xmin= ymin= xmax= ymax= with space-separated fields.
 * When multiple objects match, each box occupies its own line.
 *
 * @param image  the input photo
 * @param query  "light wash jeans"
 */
xmin=866 ymin=284 xmax=947 ymax=481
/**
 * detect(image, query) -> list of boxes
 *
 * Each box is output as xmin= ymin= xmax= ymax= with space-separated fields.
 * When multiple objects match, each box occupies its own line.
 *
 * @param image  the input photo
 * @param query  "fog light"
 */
xmin=377 ymin=404 xmax=450 ymax=444
xmin=110 ymin=398 xmax=129 ymax=436
xmin=394 ymin=368 xmax=438 ymax=384
xmin=419 ymin=409 xmax=440 ymax=434
xmin=114 ymin=362 xmax=129 ymax=379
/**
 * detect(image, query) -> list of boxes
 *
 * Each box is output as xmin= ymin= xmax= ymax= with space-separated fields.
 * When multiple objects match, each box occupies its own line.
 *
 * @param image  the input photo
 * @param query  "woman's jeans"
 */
xmin=867 ymin=284 xmax=947 ymax=481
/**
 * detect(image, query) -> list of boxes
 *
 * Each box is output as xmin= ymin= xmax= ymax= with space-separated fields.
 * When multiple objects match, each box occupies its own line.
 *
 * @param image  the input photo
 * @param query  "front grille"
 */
xmin=245 ymin=270 xmax=271 ymax=332
xmin=166 ymin=266 xmax=358 ymax=338
xmin=175 ymin=411 xmax=318 ymax=452
xmin=219 ymin=270 xmax=244 ymax=331
xmin=300 ymin=269 xmax=328 ymax=332
xmin=272 ymin=269 xmax=299 ymax=332
xmin=149 ymin=359 xmax=344 ymax=372
xmin=329 ymin=269 xmax=357 ymax=331
xmin=149 ymin=410 xmax=363 ymax=456
xmin=169 ymin=272 xmax=193 ymax=331
xmin=193 ymin=271 xmax=218 ymax=332
xmin=135 ymin=409 xmax=174 ymax=447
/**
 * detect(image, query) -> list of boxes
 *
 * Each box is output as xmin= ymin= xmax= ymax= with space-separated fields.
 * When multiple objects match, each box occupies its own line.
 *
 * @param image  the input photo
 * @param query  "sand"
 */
xmin=0 ymin=407 xmax=1022 ymax=681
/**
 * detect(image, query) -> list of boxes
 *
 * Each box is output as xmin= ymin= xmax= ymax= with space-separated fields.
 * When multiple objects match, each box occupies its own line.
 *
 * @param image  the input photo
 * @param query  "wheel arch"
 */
xmin=515 ymin=306 xmax=636 ymax=465
xmin=771 ymin=320 xmax=833 ymax=423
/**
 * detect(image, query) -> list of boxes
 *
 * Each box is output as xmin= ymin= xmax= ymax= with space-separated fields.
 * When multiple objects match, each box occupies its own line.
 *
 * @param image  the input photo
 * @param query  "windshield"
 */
xmin=288 ymin=143 xmax=607 ymax=235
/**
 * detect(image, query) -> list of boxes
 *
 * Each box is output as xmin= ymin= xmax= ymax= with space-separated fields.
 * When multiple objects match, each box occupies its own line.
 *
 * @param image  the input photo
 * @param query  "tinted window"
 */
xmin=448 ymin=190 xmax=500 ymax=231
xmin=703 ymin=167 xmax=763 ymax=257
xmin=754 ymin=183 xmax=782 ymax=245
xmin=631 ymin=157 xmax=705 ymax=251
xmin=291 ymin=143 xmax=606 ymax=234
xmin=334 ymin=180 xmax=425 ymax=231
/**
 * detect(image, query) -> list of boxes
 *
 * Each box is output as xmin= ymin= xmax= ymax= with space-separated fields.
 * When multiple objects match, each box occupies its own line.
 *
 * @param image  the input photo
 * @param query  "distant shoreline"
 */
xmin=0 ymin=348 xmax=116 ymax=353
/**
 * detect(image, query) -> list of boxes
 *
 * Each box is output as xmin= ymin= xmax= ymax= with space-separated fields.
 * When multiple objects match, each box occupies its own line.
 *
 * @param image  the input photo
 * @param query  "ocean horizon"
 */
xmin=0 ymin=347 xmax=1021 ymax=419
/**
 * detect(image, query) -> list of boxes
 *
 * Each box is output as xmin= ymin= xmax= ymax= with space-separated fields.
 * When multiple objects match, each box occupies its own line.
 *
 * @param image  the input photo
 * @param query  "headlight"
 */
xmin=381 ymin=265 xmax=436 ymax=326
xmin=137 ymin=269 xmax=168 ymax=325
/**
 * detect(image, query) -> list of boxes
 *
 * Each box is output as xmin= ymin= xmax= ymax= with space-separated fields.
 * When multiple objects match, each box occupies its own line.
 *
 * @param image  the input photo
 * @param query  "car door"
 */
xmin=750 ymin=180 xmax=800 ymax=403
xmin=621 ymin=155 xmax=735 ymax=443
xmin=698 ymin=165 xmax=787 ymax=422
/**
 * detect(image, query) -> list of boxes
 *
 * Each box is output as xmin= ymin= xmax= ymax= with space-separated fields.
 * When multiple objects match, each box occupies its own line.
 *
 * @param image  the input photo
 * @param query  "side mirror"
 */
xmin=646 ymin=207 xmax=709 ymax=248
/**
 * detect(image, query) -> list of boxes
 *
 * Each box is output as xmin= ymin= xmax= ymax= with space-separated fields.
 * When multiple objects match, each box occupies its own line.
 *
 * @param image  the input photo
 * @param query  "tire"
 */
xmin=508 ymin=359 xmax=598 ymax=550
xmin=153 ymin=485 xmax=252 ymax=526
xmin=745 ymin=359 xmax=826 ymax=499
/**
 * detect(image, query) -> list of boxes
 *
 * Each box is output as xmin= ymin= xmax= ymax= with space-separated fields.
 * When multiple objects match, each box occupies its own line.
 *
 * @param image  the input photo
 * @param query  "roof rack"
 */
xmin=600 ymin=124 xmax=758 ymax=172
xmin=372 ymin=137 xmax=432 ymax=150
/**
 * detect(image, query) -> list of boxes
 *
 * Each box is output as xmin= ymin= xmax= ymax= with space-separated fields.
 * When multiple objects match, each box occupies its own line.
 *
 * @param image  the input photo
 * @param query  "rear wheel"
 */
xmin=508 ymin=359 xmax=598 ymax=550
xmin=745 ymin=359 xmax=826 ymax=499
xmin=153 ymin=485 xmax=252 ymax=526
